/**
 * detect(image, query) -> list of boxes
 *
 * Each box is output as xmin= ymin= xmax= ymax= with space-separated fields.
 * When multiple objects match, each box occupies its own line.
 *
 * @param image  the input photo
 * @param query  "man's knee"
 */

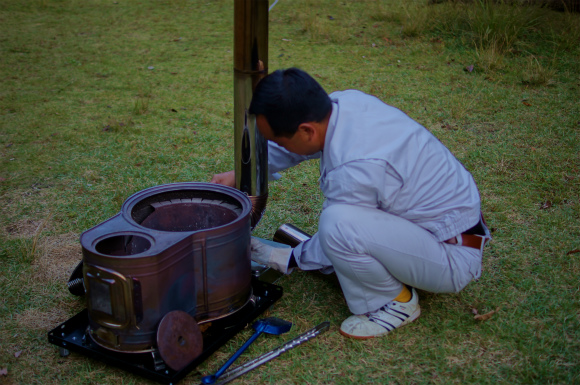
xmin=319 ymin=204 xmax=365 ymax=257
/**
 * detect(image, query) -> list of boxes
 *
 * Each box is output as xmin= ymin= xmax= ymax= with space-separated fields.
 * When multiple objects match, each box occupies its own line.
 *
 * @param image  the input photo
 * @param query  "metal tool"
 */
xmin=273 ymin=223 xmax=312 ymax=247
xmin=201 ymin=317 xmax=292 ymax=384
xmin=209 ymin=321 xmax=330 ymax=385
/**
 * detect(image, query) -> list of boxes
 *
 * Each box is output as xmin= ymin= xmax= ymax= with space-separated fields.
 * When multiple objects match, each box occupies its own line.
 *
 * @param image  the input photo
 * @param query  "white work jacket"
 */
xmin=268 ymin=90 xmax=483 ymax=272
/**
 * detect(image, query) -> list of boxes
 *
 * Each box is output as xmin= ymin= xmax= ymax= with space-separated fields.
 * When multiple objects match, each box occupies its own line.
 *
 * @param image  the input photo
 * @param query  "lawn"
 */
xmin=0 ymin=0 xmax=579 ymax=384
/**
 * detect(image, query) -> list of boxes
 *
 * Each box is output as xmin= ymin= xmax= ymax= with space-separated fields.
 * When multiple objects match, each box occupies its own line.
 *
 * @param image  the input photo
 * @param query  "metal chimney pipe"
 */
xmin=233 ymin=0 xmax=269 ymax=228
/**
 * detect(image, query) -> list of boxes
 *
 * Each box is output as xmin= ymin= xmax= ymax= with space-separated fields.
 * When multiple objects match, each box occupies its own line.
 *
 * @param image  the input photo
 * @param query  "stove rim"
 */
xmin=81 ymin=182 xmax=253 ymax=259
xmin=89 ymin=231 xmax=156 ymax=258
xmin=120 ymin=182 xmax=253 ymax=233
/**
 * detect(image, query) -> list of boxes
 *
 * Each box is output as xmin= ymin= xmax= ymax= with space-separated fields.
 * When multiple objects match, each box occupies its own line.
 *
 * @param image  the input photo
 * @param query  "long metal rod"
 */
xmin=209 ymin=321 xmax=330 ymax=385
xmin=233 ymin=0 xmax=269 ymax=228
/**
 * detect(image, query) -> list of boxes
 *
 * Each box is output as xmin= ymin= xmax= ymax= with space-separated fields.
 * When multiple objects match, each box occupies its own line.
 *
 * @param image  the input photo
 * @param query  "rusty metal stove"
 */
xmin=83 ymin=182 xmax=253 ymax=354
xmin=48 ymin=183 xmax=282 ymax=384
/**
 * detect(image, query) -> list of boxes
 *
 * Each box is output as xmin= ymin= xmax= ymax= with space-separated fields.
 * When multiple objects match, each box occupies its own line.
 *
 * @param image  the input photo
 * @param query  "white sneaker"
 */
xmin=250 ymin=237 xmax=294 ymax=274
xmin=340 ymin=288 xmax=421 ymax=339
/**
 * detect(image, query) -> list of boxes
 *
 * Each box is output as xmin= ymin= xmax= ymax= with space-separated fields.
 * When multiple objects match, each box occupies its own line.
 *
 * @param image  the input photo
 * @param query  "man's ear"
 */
xmin=297 ymin=122 xmax=317 ymax=143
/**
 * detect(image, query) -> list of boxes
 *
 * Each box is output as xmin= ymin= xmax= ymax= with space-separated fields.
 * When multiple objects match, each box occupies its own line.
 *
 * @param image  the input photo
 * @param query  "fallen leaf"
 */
xmin=327 ymin=15 xmax=335 ymax=20
xmin=0 ymin=177 xmax=6 ymax=182
xmin=147 ymin=66 xmax=154 ymax=70
xmin=0 ymin=368 xmax=7 ymax=376
xmin=281 ymin=38 xmax=291 ymax=41
xmin=474 ymin=307 xmax=499 ymax=321
xmin=171 ymin=108 xmax=177 ymax=112
xmin=566 ymin=249 xmax=580 ymax=255
xmin=540 ymin=200 xmax=553 ymax=210
xmin=464 ymin=65 xmax=474 ymax=72
xmin=14 ymin=351 xmax=22 ymax=358
xmin=471 ymin=308 xmax=479 ymax=315
xmin=199 ymin=322 xmax=212 ymax=333
xmin=523 ymin=101 xmax=532 ymax=106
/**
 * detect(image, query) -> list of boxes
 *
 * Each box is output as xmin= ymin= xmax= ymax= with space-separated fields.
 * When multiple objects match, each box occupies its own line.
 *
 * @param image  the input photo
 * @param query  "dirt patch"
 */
xmin=4 ymin=218 xmax=49 ymax=239
xmin=34 ymin=233 xmax=82 ymax=283
xmin=15 ymin=306 xmax=72 ymax=331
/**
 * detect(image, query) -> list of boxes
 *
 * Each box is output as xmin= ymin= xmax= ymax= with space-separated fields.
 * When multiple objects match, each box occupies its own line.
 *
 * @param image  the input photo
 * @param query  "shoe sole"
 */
xmin=339 ymin=308 xmax=421 ymax=340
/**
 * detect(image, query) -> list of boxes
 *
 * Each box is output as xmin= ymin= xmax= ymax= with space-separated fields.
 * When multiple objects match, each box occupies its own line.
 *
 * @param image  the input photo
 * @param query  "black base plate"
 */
xmin=48 ymin=278 xmax=283 ymax=384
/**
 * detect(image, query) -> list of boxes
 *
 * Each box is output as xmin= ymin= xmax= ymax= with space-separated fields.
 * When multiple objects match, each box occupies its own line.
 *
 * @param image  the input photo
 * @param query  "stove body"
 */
xmin=48 ymin=183 xmax=282 ymax=384
xmin=82 ymin=182 xmax=253 ymax=353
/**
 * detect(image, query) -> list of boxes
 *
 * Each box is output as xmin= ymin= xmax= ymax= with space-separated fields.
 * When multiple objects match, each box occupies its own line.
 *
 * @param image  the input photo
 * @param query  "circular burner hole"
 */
xmin=95 ymin=234 xmax=151 ymax=256
xmin=131 ymin=190 xmax=244 ymax=232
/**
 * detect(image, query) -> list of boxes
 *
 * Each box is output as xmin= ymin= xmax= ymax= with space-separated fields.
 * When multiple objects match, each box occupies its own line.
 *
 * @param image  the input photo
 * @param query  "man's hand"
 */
xmin=210 ymin=170 xmax=235 ymax=187
xmin=251 ymin=237 xmax=294 ymax=274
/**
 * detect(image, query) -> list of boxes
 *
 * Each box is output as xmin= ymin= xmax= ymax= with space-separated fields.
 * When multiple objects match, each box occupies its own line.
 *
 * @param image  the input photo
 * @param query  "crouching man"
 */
xmin=211 ymin=68 xmax=490 ymax=339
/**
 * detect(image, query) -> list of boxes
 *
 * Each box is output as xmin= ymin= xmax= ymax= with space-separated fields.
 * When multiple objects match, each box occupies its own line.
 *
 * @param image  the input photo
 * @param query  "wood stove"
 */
xmin=48 ymin=183 xmax=282 ymax=384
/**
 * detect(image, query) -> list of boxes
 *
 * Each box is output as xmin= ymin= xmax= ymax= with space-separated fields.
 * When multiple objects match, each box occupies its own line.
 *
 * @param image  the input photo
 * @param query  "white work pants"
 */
xmin=313 ymin=204 xmax=483 ymax=315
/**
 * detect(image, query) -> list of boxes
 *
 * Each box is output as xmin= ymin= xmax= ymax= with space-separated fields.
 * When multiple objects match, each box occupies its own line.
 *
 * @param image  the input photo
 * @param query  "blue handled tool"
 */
xmin=201 ymin=317 xmax=292 ymax=384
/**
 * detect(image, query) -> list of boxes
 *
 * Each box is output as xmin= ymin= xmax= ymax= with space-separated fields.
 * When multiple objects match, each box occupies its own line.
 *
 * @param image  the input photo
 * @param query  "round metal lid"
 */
xmin=157 ymin=310 xmax=203 ymax=371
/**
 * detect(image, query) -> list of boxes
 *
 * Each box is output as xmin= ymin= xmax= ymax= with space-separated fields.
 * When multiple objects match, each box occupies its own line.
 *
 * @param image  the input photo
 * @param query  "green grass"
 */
xmin=1 ymin=0 xmax=579 ymax=384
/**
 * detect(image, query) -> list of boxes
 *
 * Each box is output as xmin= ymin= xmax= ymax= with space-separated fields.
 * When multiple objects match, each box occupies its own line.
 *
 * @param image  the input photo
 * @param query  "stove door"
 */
xmin=85 ymin=264 xmax=134 ymax=330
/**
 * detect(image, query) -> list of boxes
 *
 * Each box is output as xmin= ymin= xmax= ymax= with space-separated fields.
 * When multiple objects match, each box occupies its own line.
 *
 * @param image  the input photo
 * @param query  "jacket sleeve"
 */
xmin=268 ymin=141 xmax=321 ymax=180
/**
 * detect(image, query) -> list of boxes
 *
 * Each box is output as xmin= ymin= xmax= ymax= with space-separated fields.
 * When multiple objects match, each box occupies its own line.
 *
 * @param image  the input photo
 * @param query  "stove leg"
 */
xmin=151 ymin=351 xmax=166 ymax=372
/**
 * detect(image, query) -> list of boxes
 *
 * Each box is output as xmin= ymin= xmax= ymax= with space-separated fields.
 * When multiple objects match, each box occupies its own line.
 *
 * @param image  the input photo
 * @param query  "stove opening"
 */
xmin=95 ymin=234 xmax=151 ymax=256
xmin=130 ymin=190 xmax=244 ymax=232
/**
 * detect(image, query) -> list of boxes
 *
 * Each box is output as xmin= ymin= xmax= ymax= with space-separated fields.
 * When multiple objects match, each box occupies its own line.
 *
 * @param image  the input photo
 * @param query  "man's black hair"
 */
xmin=249 ymin=68 xmax=332 ymax=138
